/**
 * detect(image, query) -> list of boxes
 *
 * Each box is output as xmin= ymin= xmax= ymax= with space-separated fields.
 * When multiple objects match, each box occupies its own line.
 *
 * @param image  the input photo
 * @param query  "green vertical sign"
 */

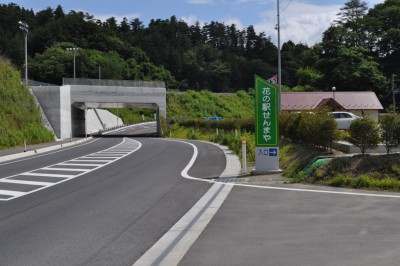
xmin=255 ymin=75 xmax=279 ymax=147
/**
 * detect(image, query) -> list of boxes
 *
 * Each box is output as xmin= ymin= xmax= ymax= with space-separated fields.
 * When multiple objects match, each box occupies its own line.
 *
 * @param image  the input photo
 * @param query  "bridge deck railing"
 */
xmin=63 ymin=78 xmax=165 ymax=88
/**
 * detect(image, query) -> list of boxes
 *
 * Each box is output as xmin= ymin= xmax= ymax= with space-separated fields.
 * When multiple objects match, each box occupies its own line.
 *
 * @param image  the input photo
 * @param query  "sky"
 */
xmin=3 ymin=0 xmax=385 ymax=46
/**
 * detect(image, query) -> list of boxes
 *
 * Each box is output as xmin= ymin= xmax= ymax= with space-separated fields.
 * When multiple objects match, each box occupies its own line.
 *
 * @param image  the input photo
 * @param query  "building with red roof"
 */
xmin=281 ymin=91 xmax=383 ymax=122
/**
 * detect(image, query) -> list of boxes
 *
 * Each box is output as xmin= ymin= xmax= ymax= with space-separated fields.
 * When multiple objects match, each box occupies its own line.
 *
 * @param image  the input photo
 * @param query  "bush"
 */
xmin=380 ymin=114 xmax=400 ymax=154
xmin=280 ymin=109 xmax=338 ymax=150
xmin=348 ymin=118 xmax=380 ymax=155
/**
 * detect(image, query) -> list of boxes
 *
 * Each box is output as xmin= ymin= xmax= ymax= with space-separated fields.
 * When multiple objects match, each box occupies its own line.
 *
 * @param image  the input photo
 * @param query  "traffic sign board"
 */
xmin=255 ymin=75 xmax=279 ymax=147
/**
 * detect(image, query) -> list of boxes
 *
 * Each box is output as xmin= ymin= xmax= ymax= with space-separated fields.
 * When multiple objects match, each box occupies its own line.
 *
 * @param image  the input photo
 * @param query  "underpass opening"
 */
xmin=71 ymin=102 xmax=161 ymax=138
xmin=31 ymin=79 xmax=166 ymax=139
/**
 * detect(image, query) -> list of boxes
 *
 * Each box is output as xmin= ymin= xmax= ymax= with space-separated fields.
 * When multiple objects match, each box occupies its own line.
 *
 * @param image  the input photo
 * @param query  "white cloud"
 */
xmin=223 ymin=17 xmax=245 ymax=29
xmin=254 ymin=2 xmax=341 ymax=46
xmin=91 ymin=12 xmax=142 ymax=23
xmin=181 ymin=15 xmax=205 ymax=26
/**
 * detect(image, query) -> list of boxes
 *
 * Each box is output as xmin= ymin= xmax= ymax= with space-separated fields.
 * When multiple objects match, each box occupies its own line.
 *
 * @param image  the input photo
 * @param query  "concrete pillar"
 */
xmin=156 ymin=107 xmax=162 ymax=137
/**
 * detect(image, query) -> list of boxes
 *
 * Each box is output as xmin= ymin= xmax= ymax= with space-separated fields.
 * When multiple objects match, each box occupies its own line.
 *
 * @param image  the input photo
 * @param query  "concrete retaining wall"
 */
xmin=32 ymin=84 xmax=166 ymax=139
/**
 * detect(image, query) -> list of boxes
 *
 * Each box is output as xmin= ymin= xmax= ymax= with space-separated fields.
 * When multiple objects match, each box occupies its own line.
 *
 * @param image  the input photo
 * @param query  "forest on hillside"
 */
xmin=0 ymin=0 xmax=400 ymax=103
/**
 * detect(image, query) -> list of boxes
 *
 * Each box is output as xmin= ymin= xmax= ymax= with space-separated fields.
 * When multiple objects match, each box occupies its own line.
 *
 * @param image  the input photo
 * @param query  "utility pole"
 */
xmin=19 ymin=21 xmax=29 ymax=85
xmin=392 ymin=74 xmax=398 ymax=113
xmin=277 ymin=0 xmax=282 ymax=113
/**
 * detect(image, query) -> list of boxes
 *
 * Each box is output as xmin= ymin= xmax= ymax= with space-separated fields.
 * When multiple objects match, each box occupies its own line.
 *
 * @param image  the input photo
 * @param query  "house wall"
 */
xmin=282 ymin=109 xmax=379 ymax=123
xmin=349 ymin=109 xmax=379 ymax=122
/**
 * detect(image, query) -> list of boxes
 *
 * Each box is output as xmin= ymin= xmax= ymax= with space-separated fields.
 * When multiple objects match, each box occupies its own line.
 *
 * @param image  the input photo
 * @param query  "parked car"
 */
xmin=329 ymin=111 xmax=359 ymax=130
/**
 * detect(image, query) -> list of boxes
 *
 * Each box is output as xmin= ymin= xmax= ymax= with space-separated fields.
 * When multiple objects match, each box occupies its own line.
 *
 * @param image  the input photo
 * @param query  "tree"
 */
xmin=53 ymin=5 xmax=65 ymax=20
xmin=331 ymin=46 xmax=388 ymax=94
xmin=296 ymin=67 xmax=324 ymax=91
xmin=335 ymin=0 xmax=369 ymax=47
xmin=380 ymin=114 xmax=400 ymax=154
xmin=348 ymin=118 xmax=380 ymax=155
xmin=364 ymin=0 xmax=400 ymax=75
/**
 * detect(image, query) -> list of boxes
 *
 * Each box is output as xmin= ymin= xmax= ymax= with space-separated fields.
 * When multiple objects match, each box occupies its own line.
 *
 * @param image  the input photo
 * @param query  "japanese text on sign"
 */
xmin=255 ymin=75 xmax=278 ymax=147
xmin=262 ymin=87 xmax=272 ymax=142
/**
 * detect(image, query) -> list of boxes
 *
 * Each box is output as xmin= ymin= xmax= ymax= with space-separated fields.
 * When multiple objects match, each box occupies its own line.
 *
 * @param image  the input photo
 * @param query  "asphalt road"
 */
xmin=180 ymin=184 xmax=400 ymax=266
xmin=0 ymin=123 xmax=225 ymax=265
xmin=3 ymin=122 xmax=400 ymax=265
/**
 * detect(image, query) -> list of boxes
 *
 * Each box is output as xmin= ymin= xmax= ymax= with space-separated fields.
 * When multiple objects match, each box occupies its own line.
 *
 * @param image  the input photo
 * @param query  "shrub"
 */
xmin=348 ymin=118 xmax=380 ymax=155
xmin=282 ymin=109 xmax=337 ymax=150
xmin=380 ymin=114 xmax=400 ymax=154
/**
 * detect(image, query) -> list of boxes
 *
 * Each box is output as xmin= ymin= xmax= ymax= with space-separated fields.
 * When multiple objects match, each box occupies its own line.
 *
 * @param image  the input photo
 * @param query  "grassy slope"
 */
xmin=167 ymin=90 xmax=254 ymax=119
xmin=0 ymin=58 xmax=53 ymax=149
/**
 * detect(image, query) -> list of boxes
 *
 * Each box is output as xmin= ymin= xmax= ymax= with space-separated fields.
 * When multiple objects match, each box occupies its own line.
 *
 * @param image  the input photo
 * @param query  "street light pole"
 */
xmin=66 ymin=47 xmax=79 ymax=82
xmin=19 ymin=21 xmax=29 ymax=85
xmin=277 ymin=0 xmax=282 ymax=113
xmin=392 ymin=74 xmax=398 ymax=113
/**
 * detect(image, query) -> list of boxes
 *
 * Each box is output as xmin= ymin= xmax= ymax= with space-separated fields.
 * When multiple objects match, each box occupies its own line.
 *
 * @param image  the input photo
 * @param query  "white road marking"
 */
xmin=70 ymin=159 xmax=112 ymax=163
xmin=0 ymin=179 xmax=54 ymax=186
xmin=0 ymin=138 xmax=101 ymax=166
xmin=0 ymin=138 xmax=142 ymax=201
xmin=82 ymin=156 xmax=120 ymax=159
xmin=58 ymin=163 xmax=102 ymax=167
xmin=134 ymin=140 xmax=237 ymax=266
xmin=41 ymin=167 xmax=90 ymax=172
xmin=233 ymin=183 xmax=400 ymax=198
xmin=0 ymin=190 xmax=24 ymax=197
xmin=19 ymin=173 xmax=75 ymax=178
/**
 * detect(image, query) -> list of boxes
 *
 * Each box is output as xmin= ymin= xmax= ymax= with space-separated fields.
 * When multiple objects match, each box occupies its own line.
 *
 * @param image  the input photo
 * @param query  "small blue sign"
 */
xmin=269 ymin=148 xmax=278 ymax=156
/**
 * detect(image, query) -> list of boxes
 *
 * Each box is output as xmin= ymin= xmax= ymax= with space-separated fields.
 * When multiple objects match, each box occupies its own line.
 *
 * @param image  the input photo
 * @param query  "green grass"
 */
xmin=325 ymin=175 xmax=400 ymax=191
xmin=167 ymin=90 xmax=254 ymax=119
xmin=107 ymin=108 xmax=155 ymax=124
xmin=0 ymin=58 xmax=54 ymax=149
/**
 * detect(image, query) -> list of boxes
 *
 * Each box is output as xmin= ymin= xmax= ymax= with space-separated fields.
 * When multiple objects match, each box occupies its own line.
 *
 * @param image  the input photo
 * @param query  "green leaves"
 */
xmin=348 ymin=118 xmax=380 ymax=155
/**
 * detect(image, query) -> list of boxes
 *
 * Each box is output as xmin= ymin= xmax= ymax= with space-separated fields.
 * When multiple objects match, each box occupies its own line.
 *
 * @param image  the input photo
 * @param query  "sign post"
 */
xmin=253 ymin=75 xmax=282 ymax=174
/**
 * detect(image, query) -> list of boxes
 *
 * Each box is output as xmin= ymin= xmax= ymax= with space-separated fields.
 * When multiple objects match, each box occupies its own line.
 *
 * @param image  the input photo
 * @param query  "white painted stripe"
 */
xmin=0 ymin=138 xmax=142 ymax=201
xmin=94 ymin=153 xmax=127 ymax=155
xmin=41 ymin=167 xmax=90 ymax=172
xmin=58 ymin=163 xmax=102 ymax=167
xmin=232 ymin=183 xmax=400 ymax=198
xmin=0 ymin=138 xmax=100 ymax=166
xmin=70 ymin=159 xmax=111 ymax=162
xmin=0 ymin=190 xmax=24 ymax=197
xmin=133 ymin=183 xmax=233 ymax=266
xmin=133 ymin=140 xmax=237 ymax=266
xmin=83 ymin=156 xmax=120 ymax=159
xmin=1 ymin=179 xmax=53 ymax=186
xmin=19 ymin=172 xmax=75 ymax=178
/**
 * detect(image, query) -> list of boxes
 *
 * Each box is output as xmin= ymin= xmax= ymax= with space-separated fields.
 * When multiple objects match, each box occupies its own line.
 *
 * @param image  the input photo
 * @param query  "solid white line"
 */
xmin=232 ymin=183 xmax=400 ymax=198
xmin=58 ymin=163 xmax=102 ymax=167
xmin=0 ymin=190 xmax=24 ymax=197
xmin=91 ymin=153 xmax=124 ymax=155
xmin=134 ymin=140 xmax=237 ymax=266
xmin=82 ymin=156 xmax=120 ymax=159
xmin=41 ymin=167 xmax=90 ymax=172
xmin=19 ymin=173 xmax=75 ymax=178
xmin=0 ymin=179 xmax=54 ymax=186
xmin=70 ymin=159 xmax=111 ymax=163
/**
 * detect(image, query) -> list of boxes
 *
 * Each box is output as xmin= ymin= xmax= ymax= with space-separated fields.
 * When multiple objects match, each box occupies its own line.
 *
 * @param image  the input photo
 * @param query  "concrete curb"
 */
xmin=0 ymin=137 xmax=93 ymax=163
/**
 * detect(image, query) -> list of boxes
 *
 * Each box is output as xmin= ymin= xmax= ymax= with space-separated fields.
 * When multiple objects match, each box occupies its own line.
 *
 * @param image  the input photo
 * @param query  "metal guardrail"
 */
xmin=62 ymin=78 xmax=165 ymax=88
